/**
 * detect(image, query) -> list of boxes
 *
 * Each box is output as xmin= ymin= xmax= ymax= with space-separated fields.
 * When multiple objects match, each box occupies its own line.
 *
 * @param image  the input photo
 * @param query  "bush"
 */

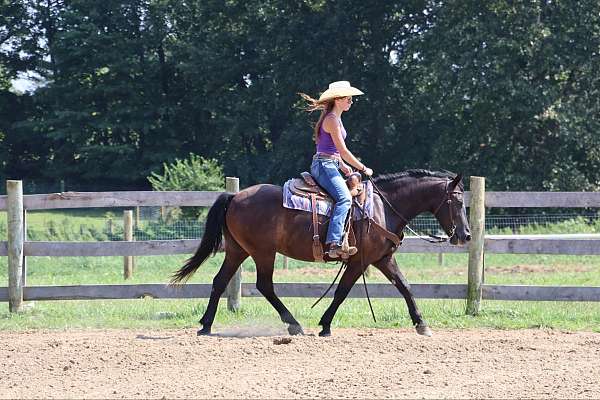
xmin=147 ymin=154 xmax=225 ymax=220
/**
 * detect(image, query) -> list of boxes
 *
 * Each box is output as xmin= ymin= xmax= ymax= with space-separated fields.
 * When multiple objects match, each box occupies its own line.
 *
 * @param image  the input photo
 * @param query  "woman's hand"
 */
xmin=363 ymin=167 xmax=373 ymax=177
xmin=340 ymin=163 xmax=353 ymax=176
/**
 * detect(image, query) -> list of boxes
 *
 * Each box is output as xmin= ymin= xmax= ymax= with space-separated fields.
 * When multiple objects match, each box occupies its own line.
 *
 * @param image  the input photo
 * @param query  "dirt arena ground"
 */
xmin=1 ymin=327 xmax=599 ymax=399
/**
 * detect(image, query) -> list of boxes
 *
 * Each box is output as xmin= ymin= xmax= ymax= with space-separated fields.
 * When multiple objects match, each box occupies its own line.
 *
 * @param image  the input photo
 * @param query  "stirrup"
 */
xmin=341 ymin=246 xmax=358 ymax=260
xmin=328 ymin=244 xmax=357 ymax=259
xmin=339 ymin=227 xmax=357 ymax=259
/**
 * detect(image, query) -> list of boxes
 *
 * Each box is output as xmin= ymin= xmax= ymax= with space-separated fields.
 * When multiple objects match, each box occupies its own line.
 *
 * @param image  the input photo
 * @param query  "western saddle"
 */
xmin=288 ymin=172 xmax=365 ymax=261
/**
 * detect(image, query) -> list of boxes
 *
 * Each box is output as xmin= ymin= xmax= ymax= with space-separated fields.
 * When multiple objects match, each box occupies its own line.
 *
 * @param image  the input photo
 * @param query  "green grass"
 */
xmin=1 ymin=209 xmax=112 ymax=241
xmin=2 ymin=297 xmax=599 ymax=332
xmin=1 ymin=211 xmax=600 ymax=331
xmin=2 ymin=252 xmax=599 ymax=287
xmin=1 ymin=252 xmax=599 ymax=332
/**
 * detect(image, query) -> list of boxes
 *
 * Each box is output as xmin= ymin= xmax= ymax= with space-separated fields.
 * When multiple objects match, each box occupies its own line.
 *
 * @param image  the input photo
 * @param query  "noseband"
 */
xmin=431 ymin=179 xmax=461 ymax=239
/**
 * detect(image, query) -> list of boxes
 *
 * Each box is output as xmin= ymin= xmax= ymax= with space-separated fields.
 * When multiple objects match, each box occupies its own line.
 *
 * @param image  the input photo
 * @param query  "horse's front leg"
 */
xmin=373 ymin=255 xmax=432 ymax=336
xmin=318 ymin=262 xmax=364 ymax=337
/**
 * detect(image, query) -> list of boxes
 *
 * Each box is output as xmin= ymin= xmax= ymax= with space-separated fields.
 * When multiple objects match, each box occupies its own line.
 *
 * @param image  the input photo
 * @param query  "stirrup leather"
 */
xmin=310 ymin=193 xmax=324 ymax=262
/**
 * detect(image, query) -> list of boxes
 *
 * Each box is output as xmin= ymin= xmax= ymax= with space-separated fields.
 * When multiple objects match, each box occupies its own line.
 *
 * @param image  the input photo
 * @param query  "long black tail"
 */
xmin=170 ymin=193 xmax=234 ymax=284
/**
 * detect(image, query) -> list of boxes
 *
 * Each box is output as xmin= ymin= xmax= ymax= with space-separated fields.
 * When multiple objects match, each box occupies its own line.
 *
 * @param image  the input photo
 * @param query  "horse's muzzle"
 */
xmin=450 ymin=233 xmax=471 ymax=246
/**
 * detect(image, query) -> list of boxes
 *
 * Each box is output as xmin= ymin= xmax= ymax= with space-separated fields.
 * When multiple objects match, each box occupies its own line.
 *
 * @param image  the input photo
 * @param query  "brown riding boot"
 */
xmin=328 ymin=243 xmax=358 ymax=259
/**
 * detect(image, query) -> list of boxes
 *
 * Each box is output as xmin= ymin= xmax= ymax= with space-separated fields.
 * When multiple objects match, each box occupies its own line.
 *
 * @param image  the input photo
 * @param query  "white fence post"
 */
xmin=225 ymin=177 xmax=241 ymax=312
xmin=466 ymin=176 xmax=485 ymax=315
xmin=7 ymin=180 xmax=24 ymax=313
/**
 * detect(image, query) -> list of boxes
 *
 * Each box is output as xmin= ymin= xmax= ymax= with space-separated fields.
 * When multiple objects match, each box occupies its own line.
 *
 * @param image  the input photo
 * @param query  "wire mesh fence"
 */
xmin=410 ymin=213 xmax=600 ymax=236
xmin=2 ymin=207 xmax=597 ymax=242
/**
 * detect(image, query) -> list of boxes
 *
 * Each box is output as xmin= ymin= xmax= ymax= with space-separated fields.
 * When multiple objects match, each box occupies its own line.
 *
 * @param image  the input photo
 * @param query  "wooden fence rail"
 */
xmin=0 ymin=191 xmax=221 ymax=210
xmin=5 ymin=190 xmax=600 ymax=211
xmin=2 ymin=235 xmax=600 ymax=258
xmin=2 ymin=178 xmax=600 ymax=314
xmin=1 ymin=283 xmax=599 ymax=302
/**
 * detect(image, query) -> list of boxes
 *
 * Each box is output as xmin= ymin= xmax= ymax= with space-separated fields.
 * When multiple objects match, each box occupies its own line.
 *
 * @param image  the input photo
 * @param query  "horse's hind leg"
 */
xmin=198 ymin=242 xmax=248 ymax=335
xmin=253 ymin=254 xmax=304 ymax=336
xmin=374 ymin=255 xmax=432 ymax=337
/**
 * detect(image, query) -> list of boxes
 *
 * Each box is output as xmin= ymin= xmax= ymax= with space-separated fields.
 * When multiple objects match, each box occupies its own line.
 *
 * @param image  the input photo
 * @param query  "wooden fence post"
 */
xmin=466 ymin=176 xmax=485 ymax=315
xmin=225 ymin=177 xmax=241 ymax=312
xmin=107 ymin=218 xmax=114 ymax=237
xmin=135 ymin=206 xmax=140 ymax=229
xmin=7 ymin=180 xmax=24 ymax=313
xmin=282 ymin=254 xmax=289 ymax=269
xmin=22 ymin=209 xmax=27 ymax=287
xmin=124 ymin=210 xmax=134 ymax=279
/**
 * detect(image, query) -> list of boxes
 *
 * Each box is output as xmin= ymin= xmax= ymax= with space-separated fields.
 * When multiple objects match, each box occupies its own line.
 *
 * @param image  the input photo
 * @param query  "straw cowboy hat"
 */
xmin=318 ymin=81 xmax=364 ymax=102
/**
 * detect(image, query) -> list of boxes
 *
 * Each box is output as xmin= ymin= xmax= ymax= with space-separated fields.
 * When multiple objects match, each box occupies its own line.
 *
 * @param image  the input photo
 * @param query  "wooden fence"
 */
xmin=2 ymin=177 xmax=600 ymax=315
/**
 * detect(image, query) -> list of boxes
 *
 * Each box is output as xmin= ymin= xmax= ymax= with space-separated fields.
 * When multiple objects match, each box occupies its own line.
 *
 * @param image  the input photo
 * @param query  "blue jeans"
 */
xmin=310 ymin=157 xmax=351 ymax=246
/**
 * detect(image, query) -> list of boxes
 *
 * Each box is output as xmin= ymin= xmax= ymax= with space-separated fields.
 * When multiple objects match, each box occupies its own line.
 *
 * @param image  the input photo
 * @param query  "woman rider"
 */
xmin=300 ymin=81 xmax=374 ymax=258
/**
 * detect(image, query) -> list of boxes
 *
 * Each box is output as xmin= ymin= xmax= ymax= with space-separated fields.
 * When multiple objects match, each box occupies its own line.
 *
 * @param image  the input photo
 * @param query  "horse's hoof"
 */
xmin=197 ymin=327 xmax=212 ymax=336
xmin=288 ymin=324 xmax=304 ymax=336
xmin=415 ymin=322 xmax=432 ymax=337
xmin=318 ymin=327 xmax=331 ymax=337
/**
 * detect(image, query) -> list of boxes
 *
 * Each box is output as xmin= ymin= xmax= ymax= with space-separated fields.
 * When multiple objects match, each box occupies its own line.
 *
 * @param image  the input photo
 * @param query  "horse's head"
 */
xmin=431 ymin=174 xmax=471 ymax=245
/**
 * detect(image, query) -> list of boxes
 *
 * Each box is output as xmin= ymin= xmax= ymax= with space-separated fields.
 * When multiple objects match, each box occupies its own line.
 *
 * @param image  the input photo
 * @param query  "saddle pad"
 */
xmin=282 ymin=179 xmax=374 ymax=220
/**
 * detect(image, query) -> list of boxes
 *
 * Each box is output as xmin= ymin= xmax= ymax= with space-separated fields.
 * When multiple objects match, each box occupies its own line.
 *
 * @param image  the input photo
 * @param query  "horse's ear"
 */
xmin=449 ymin=173 xmax=463 ymax=190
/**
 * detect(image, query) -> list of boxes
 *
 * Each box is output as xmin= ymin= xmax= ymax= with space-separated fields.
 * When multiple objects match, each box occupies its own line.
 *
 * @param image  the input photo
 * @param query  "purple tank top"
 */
xmin=316 ymin=114 xmax=347 ymax=155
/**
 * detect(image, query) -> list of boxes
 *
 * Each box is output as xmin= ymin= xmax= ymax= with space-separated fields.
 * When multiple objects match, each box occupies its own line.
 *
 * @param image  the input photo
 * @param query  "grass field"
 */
xmin=1 ymin=210 xmax=600 ymax=332
xmin=1 ymin=252 xmax=599 ymax=332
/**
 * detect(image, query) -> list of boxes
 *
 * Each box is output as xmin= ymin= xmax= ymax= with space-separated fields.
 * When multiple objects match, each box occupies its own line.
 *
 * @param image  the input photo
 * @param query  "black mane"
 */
xmin=373 ymin=169 xmax=457 ymax=184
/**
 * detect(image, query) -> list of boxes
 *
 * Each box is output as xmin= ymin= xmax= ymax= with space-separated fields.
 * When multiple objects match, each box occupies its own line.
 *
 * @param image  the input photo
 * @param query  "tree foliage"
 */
xmin=148 ymin=153 xmax=224 ymax=219
xmin=1 ymin=0 xmax=599 ymax=192
xmin=148 ymin=153 xmax=224 ymax=192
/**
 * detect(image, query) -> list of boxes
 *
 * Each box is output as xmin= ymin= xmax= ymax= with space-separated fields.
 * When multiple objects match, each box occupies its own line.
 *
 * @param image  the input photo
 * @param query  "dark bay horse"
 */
xmin=171 ymin=169 xmax=471 ymax=337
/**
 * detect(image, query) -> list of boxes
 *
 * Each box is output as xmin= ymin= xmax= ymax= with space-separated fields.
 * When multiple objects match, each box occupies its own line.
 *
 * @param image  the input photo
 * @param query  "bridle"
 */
xmin=370 ymin=177 xmax=461 ymax=243
xmin=431 ymin=179 xmax=462 ymax=240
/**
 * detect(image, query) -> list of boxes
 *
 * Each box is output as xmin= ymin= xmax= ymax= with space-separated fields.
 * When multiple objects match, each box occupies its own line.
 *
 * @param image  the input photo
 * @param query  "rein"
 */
xmin=369 ymin=178 xmax=458 ymax=244
xmin=311 ymin=176 xmax=460 ymax=323
xmin=311 ymin=197 xmax=380 ymax=323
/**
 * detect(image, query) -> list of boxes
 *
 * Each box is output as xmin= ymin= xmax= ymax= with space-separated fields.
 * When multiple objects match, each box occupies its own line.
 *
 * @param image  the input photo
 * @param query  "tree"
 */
xmin=148 ymin=153 xmax=224 ymax=219
xmin=2 ymin=0 xmax=599 ymax=193
xmin=405 ymin=0 xmax=600 ymax=190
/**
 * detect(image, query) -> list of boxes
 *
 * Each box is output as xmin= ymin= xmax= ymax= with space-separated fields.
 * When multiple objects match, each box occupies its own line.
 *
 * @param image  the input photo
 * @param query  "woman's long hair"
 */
xmin=298 ymin=93 xmax=334 ymax=143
